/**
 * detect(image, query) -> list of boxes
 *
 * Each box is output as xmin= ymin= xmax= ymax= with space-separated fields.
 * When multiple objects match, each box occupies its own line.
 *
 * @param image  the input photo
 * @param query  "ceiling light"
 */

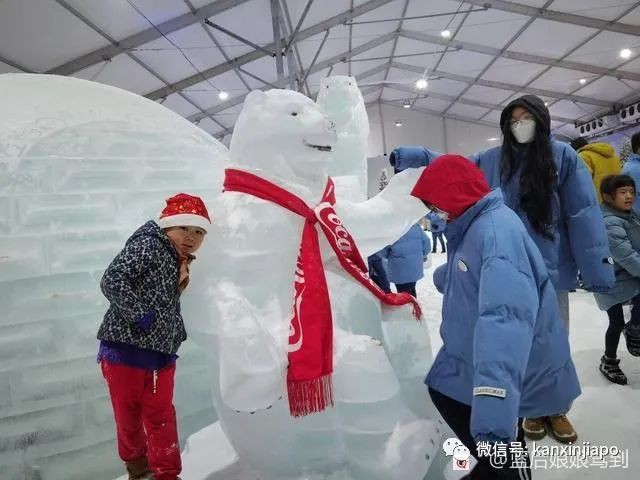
xmin=403 ymin=99 xmax=411 ymax=108
xmin=620 ymin=48 xmax=632 ymax=59
xmin=218 ymin=90 xmax=229 ymax=100
xmin=395 ymin=119 xmax=403 ymax=127
xmin=441 ymin=30 xmax=451 ymax=39
xmin=544 ymin=102 xmax=548 ymax=106
xmin=487 ymin=137 xmax=499 ymax=142
xmin=416 ymin=78 xmax=428 ymax=90
xmin=579 ymin=78 xmax=587 ymax=85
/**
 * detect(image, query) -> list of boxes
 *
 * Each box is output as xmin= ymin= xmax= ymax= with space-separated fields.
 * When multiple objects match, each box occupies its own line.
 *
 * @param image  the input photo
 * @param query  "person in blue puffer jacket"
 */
xmin=411 ymin=155 xmax=580 ymax=479
xmin=426 ymin=210 xmax=446 ymax=253
xmin=382 ymin=223 xmax=430 ymax=297
xmin=622 ymin=132 xmax=640 ymax=211
xmin=471 ymin=95 xmax=613 ymax=444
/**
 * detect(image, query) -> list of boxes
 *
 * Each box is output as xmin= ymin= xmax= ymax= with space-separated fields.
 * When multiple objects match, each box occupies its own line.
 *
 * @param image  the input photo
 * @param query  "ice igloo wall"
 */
xmin=0 ymin=74 xmax=228 ymax=480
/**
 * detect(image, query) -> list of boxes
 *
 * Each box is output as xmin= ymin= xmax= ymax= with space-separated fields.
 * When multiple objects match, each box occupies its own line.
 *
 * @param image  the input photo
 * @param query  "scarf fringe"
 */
xmin=287 ymin=374 xmax=334 ymax=418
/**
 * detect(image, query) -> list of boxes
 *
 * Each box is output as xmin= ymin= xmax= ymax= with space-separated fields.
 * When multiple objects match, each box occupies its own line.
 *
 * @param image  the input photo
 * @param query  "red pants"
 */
xmin=101 ymin=360 xmax=181 ymax=480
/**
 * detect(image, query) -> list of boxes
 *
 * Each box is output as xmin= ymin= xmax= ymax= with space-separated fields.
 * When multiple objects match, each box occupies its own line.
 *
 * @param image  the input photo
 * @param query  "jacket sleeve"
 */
xmin=421 ymin=230 xmax=430 ymax=256
xmin=100 ymin=235 xmax=158 ymax=324
xmin=433 ymin=264 xmax=447 ymax=294
xmin=558 ymin=147 xmax=615 ymax=289
xmin=471 ymin=256 xmax=536 ymax=443
xmin=607 ymin=221 xmax=640 ymax=278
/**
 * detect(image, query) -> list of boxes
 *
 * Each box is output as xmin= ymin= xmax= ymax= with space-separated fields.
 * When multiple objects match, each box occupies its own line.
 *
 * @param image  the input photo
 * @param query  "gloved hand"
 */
xmin=136 ymin=310 xmax=156 ymax=332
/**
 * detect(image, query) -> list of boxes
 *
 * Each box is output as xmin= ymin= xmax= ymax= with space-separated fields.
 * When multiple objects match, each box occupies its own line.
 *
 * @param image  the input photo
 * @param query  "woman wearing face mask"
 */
xmin=472 ymin=95 xmax=614 ymax=445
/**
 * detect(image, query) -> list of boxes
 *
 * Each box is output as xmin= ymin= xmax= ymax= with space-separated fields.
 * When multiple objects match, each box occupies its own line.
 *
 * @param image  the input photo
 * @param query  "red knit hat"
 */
xmin=410 ymin=154 xmax=490 ymax=219
xmin=157 ymin=193 xmax=211 ymax=231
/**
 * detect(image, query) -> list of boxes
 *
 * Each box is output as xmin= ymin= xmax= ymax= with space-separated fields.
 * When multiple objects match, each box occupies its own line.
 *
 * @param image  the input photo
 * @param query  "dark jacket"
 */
xmin=97 ymin=221 xmax=186 ymax=355
xmin=389 ymin=147 xmax=441 ymax=173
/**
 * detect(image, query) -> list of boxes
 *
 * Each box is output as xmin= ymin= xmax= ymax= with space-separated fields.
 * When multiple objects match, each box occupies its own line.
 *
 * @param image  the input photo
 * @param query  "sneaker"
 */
xmin=599 ymin=356 xmax=628 ymax=385
xmin=623 ymin=323 xmax=640 ymax=356
xmin=523 ymin=417 xmax=547 ymax=440
xmin=548 ymin=415 xmax=578 ymax=444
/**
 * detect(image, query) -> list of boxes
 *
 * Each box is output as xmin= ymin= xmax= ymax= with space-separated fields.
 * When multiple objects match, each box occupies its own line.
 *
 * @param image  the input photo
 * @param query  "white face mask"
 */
xmin=511 ymin=119 xmax=536 ymax=144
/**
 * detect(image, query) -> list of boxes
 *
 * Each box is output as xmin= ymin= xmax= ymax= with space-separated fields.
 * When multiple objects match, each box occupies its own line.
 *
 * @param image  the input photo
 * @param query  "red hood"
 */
xmin=410 ymin=154 xmax=490 ymax=219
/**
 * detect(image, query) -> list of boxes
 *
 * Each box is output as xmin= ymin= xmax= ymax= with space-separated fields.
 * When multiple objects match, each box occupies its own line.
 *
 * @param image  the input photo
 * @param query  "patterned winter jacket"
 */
xmin=97 ymin=221 xmax=186 ymax=355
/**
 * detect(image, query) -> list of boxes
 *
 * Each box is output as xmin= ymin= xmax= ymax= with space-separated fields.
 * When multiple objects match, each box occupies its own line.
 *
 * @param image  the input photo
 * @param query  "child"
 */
xmin=411 ymin=155 xmax=580 ymax=479
xmin=595 ymin=175 xmax=640 ymax=385
xmin=97 ymin=193 xmax=210 ymax=480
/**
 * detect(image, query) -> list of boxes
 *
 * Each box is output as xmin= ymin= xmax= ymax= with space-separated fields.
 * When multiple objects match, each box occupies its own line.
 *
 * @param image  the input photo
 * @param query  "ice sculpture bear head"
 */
xmin=230 ymin=89 xmax=337 ymax=190
xmin=317 ymin=75 xmax=364 ymax=128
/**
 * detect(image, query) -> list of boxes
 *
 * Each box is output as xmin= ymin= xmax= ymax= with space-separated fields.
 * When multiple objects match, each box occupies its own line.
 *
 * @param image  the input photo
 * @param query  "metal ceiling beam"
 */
xmin=380 ymin=100 xmax=499 ymax=128
xmin=145 ymin=0 xmax=395 ymax=100
xmin=301 ymin=29 xmax=331 ymax=87
xmin=399 ymin=29 xmax=640 ymax=82
xmin=531 ymin=1 xmax=640 ymax=129
xmin=285 ymin=0 xmax=314 ymax=53
xmin=47 ymin=0 xmax=252 ymax=76
xmin=53 ymin=0 xmax=231 ymax=136
xmin=187 ymin=60 xmax=390 ymax=123
xmin=0 ymin=55 xmax=32 ymax=73
xmin=442 ymin=0 xmax=553 ymax=116
xmin=201 ymin=21 xmax=252 ymax=91
xmin=463 ymin=0 xmax=640 ymax=37
xmin=280 ymin=0 xmax=312 ymax=95
xmin=377 ymin=0 xmax=410 ymax=101
xmin=390 ymin=61 xmax=611 ymax=107
xmin=384 ymin=83 xmax=575 ymax=124
xmin=270 ymin=0 xmax=285 ymax=83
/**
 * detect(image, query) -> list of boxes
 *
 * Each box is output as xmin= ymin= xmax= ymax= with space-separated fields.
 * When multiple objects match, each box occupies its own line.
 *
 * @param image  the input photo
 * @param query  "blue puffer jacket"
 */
xmin=472 ymin=139 xmax=614 ymax=291
xmin=427 ymin=189 xmax=580 ymax=443
xmin=622 ymin=154 xmax=640 ymax=212
xmin=390 ymin=147 xmax=441 ymax=172
xmin=384 ymin=224 xmax=430 ymax=284
xmin=426 ymin=211 xmax=446 ymax=233
xmin=594 ymin=204 xmax=640 ymax=311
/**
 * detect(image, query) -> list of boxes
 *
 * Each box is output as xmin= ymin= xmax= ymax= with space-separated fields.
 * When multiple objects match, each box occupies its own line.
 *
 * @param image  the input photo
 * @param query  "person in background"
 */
xmin=97 ymin=193 xmax=211 ymax=480
xmin=426 ymin=210 xmax=446 ymax=253
xmin=570 ymin=136 xmax=621 ymax=203
xmin=619 ymin=136 xmax=633 ymax=169
xmin=381 ymin=223 xmax=430 ymax=297
xmin=622 ymin=132 xmax=640 ymax=211
xmin=412 ymin=154 xmax=580 ymax=479
xmin=472 ymin=94 xmax=614 ymax=444
xmin=594 ymin=175 xmax=640 ymax=385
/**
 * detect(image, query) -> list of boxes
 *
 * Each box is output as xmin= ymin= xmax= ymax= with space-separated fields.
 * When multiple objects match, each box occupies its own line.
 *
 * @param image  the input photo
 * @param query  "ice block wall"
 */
xmin=0 ymin=74 xmax=228 ymax=480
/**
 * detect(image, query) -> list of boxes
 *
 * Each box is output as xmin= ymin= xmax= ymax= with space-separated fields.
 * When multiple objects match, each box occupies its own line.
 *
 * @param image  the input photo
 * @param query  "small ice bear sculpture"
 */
xmin=316 ymin=76 xmax=369 ymax=201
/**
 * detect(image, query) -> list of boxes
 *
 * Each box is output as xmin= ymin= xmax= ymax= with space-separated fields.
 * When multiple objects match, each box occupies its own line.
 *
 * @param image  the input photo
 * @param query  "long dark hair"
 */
xmin=501 ymin=117 xmax=556 ymax=239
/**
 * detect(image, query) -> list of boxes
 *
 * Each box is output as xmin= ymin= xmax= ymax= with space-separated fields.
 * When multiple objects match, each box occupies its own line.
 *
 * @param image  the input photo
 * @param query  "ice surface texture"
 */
xmin=0 ymin=74 xmax=228 ymax=480
xmin=187 ymin=88 xmax=442 ymax=480
xmin=316 ymin=76 xmax=370 ymax=202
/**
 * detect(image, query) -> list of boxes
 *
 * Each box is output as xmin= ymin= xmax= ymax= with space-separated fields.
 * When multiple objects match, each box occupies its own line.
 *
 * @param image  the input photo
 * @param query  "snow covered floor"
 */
xmin=119 ymin=253 xmax=639 ymax=479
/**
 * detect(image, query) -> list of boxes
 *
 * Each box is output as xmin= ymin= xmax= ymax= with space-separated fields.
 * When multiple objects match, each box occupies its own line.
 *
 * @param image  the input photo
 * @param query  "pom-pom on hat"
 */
xmin=157 ymin=193 xmax=211 ymax=232
xmin=410 ymin=154 xmax=490 ymax=220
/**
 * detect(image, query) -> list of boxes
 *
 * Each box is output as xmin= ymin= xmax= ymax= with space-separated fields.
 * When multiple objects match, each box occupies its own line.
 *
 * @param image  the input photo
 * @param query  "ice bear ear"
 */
xmin=244 ymin=90 xmax=267 ymax=108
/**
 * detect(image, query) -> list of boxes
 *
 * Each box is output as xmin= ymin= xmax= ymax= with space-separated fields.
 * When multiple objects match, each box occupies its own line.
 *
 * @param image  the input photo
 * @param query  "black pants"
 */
xmin=395 ymin=281 xmax=417 ymax=297
xmin=429 ymin=388 xmax=532 ymax=479
xmin=605 ymin=295 xmax=640 ymax=357
xmin=432 ymin=232 xmax=446 ymax=252
xmin=367 ymin=255 xmax=391 ymax=293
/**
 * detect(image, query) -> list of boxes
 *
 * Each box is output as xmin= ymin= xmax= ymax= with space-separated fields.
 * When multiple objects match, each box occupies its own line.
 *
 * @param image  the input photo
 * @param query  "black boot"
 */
xmin=624 ymin=323 xmax=640 ymax=356
xmin=599 ymin=356 xmax=627 ymax=385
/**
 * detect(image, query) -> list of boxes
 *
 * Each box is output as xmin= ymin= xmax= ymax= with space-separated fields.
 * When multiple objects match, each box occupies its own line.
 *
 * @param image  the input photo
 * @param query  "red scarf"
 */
xmin=223 ymin=169 xmax=422 ymax=417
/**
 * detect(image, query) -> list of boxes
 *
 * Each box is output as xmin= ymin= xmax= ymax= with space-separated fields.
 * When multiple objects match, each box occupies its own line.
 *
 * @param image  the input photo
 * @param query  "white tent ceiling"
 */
xmin=2 ymin=0 xmax=640 ymax=142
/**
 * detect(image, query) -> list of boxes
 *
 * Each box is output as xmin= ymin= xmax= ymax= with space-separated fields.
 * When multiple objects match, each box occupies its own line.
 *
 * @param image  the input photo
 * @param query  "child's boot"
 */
xmin=623 ymin=323 xmax=640 ymax=356
xmin=125 ymin=456 xmax=151 ymax=480
xmin=600 ymin=355 xmax=628 ymax=385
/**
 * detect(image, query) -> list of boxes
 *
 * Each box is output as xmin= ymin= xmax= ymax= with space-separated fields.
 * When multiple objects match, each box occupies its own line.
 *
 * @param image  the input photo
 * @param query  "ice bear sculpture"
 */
xmin=188 ymin=89 xmax=440 ymax=480
xmin=316 ymin=76 xmax=369 ymax=201
xmin=0 ymin=74 xmax=227 ymax=480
